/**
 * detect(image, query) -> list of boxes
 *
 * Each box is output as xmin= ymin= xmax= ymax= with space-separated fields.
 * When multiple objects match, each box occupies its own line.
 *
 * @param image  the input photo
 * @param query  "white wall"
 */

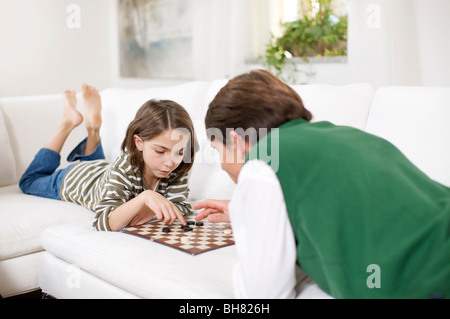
xmin=347 ymin=0 xmax=450 ymax=88
xmin=1 ymin=0 xmax=448 ymax=98
xmin=263 ymin=0 xmax=450 ymax=88
xmin=0 ymin=0 xmax=113 ymax=97
xmin=414 ymin=0 xmax=450 ymax=87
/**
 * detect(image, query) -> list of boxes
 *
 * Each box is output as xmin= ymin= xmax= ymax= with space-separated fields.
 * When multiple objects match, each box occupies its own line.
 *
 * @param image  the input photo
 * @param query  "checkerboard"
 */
xmin=121 ymin=218 xmax=234 ymax=256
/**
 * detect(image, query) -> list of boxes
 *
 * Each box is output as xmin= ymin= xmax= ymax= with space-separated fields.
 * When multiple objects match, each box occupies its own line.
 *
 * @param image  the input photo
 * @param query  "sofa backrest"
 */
xmin=0 ymin=107 xmax=17 ymax=186
xmin=0 ymin=81 xmax=377 ymax=201
xmin=0 ymin=94 xmax=86 ymax=185
xmin=98 ymin=82 xmax=232 ymax=202
xmin=293 ymin=83 xmax=375 ymax=130
xmin=188 ymin=81 xmax=375 ymax=201
xmin=366 ymin=86 xmax=450 ymax=187
xmin=199 ymin=81 xmax=375 ymax=130
xmin=2 ymin=81 xmax=448 ymax=204
xmin=99 ymin=81 xmax=210 ymax=162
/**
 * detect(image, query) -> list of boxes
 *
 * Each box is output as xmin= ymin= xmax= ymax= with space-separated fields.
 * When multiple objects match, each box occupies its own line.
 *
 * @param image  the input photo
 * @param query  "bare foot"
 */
xmin=63 ymin=90 xmax=83 ymax=128
xmin=81 ymin=83 xmax=102 ymax=132
xmin=44 ymin=90 xmax=83 ymax=153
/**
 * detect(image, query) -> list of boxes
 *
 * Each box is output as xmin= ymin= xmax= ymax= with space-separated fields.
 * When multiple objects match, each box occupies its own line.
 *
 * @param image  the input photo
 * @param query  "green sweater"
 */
xmin=247 ymin=118 xmax=450 ymax=298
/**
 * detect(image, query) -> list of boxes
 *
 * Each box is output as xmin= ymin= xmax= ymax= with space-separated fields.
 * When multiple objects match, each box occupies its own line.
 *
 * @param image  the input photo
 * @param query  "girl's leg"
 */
xmin=44 ymin=90 xmax=83 ymax=153
xmin=19 ymin=150 xmax=72 ymax=200
xmin=82 ymin=83 xmax=102 ymax=156
xmin=66 ymin=84 xmax=106 ymax=162
xmin=20 ymin=90 xmax=82 ymax=199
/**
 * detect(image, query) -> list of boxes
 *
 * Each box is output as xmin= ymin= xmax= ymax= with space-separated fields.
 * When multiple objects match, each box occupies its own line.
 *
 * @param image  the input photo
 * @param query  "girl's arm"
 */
xmin=164 ymin=172 xmax=194 ymax=216
xmin=93 ymin=163 xmax=186 ymax=231
xmin=107 ymin=190 xmax=186 ymax=231
xmin=93 ymin=172 xmax=134 ymax=231
xmin=105 ymin=191 xmax=152 ymax=231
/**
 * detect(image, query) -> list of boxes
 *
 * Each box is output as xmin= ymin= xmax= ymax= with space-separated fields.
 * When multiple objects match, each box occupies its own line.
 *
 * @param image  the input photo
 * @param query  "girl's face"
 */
xmin=134 ymin=128 xmax=189 ymax=183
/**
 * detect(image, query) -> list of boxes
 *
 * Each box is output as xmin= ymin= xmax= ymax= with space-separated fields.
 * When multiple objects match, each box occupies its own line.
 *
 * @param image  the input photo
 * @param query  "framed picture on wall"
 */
xmin=118 ymin=0 xmax=193 ymax=79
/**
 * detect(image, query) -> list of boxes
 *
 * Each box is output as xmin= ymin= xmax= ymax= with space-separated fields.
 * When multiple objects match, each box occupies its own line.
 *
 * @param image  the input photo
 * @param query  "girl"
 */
xmin=195 ymin=69 xmax=450 ymax=299
xmin=20 ymin=84 xmax=196 ymax=231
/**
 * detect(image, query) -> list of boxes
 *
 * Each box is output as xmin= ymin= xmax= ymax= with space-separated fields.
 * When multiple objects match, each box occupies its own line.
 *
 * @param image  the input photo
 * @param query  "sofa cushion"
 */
xmin=0 ymin=94 xmax=87 ymax=181
xmin=0 ymin=107 xmax=17 ymax=186
xmin=201 ymin=81 xmax=375 ymax=131
xmin=186 ymin=79 xmax=236 ymax=201
xmin=99 ymin=82 xmax=210 ymax=162
xmin=40 ymin=222 xmax=237 ymax=298
xmin=292 ymin=83 xmax=375 ymax=130
xmin=99 ymin=81 xmax=237 ymax=202
xmin=39 ymin=252 xmax=140 ymax=299
xmin=365 ymin=86 xmax=450 ymax=187
xmin=0 ymin=185 xmax=93 ymax=260
xmin=188 ymin=81 xmax=375 ymax=201
xmin=0 ymin=251 xmax=43 ymax=298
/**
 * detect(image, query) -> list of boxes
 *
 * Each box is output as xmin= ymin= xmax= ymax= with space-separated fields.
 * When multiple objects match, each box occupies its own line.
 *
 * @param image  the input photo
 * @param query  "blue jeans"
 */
xmin=19 ymin=138 xmax=105 ymax=200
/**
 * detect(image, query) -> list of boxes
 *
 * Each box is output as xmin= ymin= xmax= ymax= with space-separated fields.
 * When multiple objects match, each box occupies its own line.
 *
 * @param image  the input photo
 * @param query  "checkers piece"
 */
xmin=183 ymin=226 xmax=193 ymax=232
xmin=186 ymin=220 xmax=195 ymax=225
xmin=162 ymin=227 xmax=170 ymax=233
xmin=195 ymin=221 xmax=204 ymax=226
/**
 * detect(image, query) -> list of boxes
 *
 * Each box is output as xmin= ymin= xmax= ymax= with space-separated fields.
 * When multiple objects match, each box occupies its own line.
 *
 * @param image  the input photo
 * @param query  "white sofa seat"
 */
xmin=0 ymin=185 xmax=92 ymax=260
xmin=39 ymin=222 xmax=237 ymax=299
xmin=0 ymin=185 xmax=92 ymax=297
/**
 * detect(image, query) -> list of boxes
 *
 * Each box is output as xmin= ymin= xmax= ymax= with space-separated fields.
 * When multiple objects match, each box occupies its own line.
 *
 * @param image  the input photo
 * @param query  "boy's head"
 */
xmin=205 ymin=69 xmax=312 ymax=146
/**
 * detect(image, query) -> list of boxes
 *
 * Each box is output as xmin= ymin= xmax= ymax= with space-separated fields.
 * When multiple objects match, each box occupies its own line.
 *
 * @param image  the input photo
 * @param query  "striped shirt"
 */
xmin=60 ymin=151 xmax=193 ymax=231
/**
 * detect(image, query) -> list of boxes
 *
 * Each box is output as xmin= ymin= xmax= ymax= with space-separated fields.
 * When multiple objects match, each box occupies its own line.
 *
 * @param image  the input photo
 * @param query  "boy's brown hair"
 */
xmin=122 ymin=99 xmax=197 ymax=176
xmin=205 ymin=69 xmax=312 ymax=144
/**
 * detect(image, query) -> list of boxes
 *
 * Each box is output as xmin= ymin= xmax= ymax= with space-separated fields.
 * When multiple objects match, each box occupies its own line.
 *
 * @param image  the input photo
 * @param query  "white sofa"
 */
xmin=1 ymin=79 xmax=449 ymax=298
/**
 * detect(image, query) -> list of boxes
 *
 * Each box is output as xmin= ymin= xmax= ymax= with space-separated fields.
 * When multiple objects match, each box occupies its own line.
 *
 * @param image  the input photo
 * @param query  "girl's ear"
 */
xmin=133 ymin=134 xmax=144 ymax=151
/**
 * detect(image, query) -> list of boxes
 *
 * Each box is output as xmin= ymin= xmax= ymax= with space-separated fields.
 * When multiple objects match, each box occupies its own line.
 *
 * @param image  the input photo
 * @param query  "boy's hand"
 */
xmin=194 ymin=199 xmax=230 ymax=223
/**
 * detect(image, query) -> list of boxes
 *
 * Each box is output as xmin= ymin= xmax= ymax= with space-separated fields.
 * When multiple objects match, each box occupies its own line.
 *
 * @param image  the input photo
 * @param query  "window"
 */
xmin=283 ymin=0 xmax=349 ymax=22
xmin=264 ymin=0 xmax=349 ymax=80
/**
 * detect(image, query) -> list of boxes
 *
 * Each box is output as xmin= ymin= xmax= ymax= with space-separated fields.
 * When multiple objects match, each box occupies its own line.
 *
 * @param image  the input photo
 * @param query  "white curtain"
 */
xmin=412 ymin=0 xmax=450 ymax=87
xmin=191 ymin=0 xmax=278 ymax=81
xmin=348 ymin=0 xmax=422 ymax=87
xmin=348 ymin=0 xmax=450 ymax=88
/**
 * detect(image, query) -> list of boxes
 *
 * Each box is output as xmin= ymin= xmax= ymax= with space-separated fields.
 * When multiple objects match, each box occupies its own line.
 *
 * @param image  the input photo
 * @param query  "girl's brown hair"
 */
xmin=121 ymin=99 xmax=197 ymax=176
xmin=205 ymin=69 xmax=312 ymax=144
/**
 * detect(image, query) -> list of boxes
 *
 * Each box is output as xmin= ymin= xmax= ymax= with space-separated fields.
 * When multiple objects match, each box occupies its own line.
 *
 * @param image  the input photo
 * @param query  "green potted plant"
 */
xmin=264 ymin=0 xmax=348 ymax=82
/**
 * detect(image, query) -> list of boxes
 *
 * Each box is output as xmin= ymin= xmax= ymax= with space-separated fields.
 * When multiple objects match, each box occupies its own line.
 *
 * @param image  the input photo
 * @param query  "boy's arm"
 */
xmin=229 ymin=160 xmax=298 ymax=299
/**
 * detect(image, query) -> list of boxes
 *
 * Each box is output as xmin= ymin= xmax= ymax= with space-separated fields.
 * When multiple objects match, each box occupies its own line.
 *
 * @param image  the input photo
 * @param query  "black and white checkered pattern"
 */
xmin=122 ymin=218 xmax=234 ymax=255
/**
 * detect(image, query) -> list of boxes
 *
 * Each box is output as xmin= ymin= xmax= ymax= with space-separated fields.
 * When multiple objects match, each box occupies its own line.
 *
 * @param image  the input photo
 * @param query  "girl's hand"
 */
xmin=140 ymin=190 xmax=186 ymax=226
xmin=194 ymin=199 xmax=230 ymax=223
